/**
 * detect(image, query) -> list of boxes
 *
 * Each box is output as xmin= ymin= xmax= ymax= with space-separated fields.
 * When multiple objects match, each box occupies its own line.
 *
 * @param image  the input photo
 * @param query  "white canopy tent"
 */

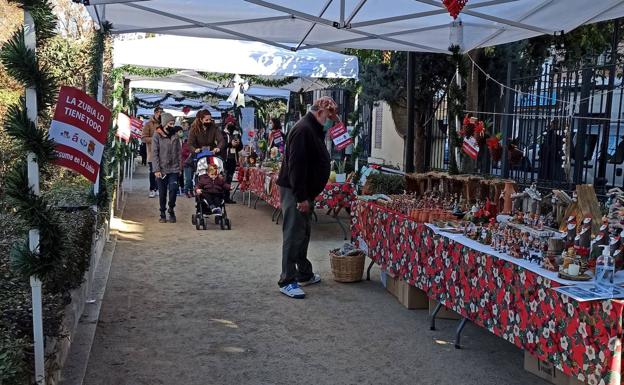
xmin=87 ymin=0 xmax=624 ymax=54
xmin=127 ymin=70 xmax=223 ymax=93
xmin=128 ymin=70 xmax=332 ymax=94
xmin=129 ymin=70 xmax=292 ymax=98
xmin=114 ymin=35 xmax=359 ymax=78
xmin=133 ymin=92 xmax=223 ymax=117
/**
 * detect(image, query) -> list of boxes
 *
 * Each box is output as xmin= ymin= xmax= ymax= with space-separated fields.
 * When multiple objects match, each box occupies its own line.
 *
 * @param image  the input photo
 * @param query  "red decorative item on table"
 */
xmin=182 ymin=106 xmax=191 ymax=115
xmin=443 ymin=0 xmax=468 ymax=19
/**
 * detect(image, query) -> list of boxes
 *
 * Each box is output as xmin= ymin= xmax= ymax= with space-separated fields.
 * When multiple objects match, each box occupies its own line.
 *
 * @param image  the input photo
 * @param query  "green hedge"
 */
xmin=0 ymin=206 xmax=95 ymax=384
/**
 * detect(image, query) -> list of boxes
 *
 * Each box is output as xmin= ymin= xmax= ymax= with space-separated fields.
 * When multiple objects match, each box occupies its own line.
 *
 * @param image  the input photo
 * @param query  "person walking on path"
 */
xmin=143 ymin=106 xmax=162 ymax=198
xmin=223 ymin=121 xmax=243 ymax=203
xmin=153 ymin=113 xmax=181 ymax=223
xmin=181 ymin=135 xmax=194 ymax=198
xmin=276 ymin=96 xmax=337 ymax=299
xmin=188 ymin=109 xmax=225 ymax=156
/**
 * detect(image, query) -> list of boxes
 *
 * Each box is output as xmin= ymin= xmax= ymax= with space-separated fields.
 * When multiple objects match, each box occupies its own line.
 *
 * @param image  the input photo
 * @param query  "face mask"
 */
xmin=177 ymin=131 xmax=184 ymax=138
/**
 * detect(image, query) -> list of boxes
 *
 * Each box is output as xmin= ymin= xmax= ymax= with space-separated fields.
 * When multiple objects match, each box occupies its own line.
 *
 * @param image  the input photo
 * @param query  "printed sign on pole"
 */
xmin=329 ymin=121 xmax=353 ymax=151
xmin=116 ymin=112 xmax=132 ymax=142
xmin=49 ymin=86 xmax=111 ymax=183
xmin=130 ymin=117 xmax=142 ymax=140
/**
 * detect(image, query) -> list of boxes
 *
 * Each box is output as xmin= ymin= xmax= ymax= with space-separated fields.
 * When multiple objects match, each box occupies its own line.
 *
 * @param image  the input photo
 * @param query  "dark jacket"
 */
xmin=277 ymin=112 xmax=330 ymax=202
xmin=152 ymin=132 xmax=181 ymax=174
xmin=188 ymin=122 xmax=225 ymax=154
xmin=224 ymin=129 xmax=243 ymax=161
xmin=197 ymin=174 xmax=230 ymax=195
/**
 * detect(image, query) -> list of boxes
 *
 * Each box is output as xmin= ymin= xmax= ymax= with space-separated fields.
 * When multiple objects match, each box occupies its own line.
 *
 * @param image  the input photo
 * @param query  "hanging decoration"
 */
xmin=443 ymin=0 xmax=468 ymax=19
xmin=460 ymin=114 xmax=484 ymax=160
xmin=227 ymin=74 xmax=250 ymax=107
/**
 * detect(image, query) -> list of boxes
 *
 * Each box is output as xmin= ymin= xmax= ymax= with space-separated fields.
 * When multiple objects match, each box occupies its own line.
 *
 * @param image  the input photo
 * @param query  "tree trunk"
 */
xmin=414 ymin=107 xmax=426 ymax=173
xmin=465 ymin=48 xmax=483 ymax=114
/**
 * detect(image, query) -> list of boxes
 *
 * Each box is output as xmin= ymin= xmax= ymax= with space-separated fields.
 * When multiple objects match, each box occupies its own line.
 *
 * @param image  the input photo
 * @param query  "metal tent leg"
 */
xmin=430 ymin=302 xmax=443 ymax=331
xmin=455 ymin=318 xmax=469 ymax=349
xmin=276 ymin=210 xmax=282 ymax=225
xmin=253 ymin=196 xmax=260 ymax=209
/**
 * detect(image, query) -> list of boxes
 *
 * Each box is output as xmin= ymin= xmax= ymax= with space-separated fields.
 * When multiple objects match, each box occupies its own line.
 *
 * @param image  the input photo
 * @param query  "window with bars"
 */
xmin=374 ymin=105 xmax=383 ymax=149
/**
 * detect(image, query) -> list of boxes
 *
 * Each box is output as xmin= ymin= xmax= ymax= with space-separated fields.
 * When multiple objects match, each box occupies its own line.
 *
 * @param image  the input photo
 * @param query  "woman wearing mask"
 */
xmin=188 ymin=109 xmax=225 ymax=156
xmin=152 ymin=113 xmax=182 ymax=223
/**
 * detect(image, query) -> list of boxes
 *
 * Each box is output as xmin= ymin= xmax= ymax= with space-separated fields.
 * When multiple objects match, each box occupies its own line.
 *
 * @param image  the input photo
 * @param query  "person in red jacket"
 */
xmin=195 ymin=164 xmax=230 ymax=217
xmin=181 ymin=136 xmax=194 ymax=197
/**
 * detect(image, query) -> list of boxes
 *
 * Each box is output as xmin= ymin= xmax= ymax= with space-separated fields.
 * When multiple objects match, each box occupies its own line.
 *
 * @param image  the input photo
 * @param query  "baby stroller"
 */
xmin=190 ymin=150 xmax=232 ymax=231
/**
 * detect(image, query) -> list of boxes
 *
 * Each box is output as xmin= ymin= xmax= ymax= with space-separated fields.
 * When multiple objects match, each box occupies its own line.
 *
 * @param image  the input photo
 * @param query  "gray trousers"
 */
xmin=279 ymin=187 xmax=314 ymax=287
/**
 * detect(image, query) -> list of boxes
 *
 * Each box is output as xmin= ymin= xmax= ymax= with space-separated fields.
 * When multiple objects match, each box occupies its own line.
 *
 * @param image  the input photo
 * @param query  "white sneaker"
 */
xmin=280 ymin=283 xmax=305 ymax=299
xmin=298 ymin=273 xmax=321 ymax=287
xmin=148 ymin=191 xmax=156 ymax=198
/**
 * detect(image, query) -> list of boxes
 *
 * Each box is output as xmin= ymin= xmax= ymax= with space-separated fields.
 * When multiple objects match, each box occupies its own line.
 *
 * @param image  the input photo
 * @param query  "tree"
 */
xmin=351 ymin=49 xmax=455 ymax=172
xmin=52 ymin=0 xmax=93 ymax=39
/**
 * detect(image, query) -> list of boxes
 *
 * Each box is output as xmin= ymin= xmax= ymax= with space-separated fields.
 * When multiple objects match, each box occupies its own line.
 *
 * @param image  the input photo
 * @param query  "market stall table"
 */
xmin=240 ymin=167 xmax=355 ymax=239
xmin=351 ymin=199 xmax=624 ymax=385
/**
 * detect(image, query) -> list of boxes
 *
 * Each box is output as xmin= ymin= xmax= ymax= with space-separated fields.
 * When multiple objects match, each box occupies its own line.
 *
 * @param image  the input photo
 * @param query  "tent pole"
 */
xmin=405 ymin=51 xmax=415 ymax=173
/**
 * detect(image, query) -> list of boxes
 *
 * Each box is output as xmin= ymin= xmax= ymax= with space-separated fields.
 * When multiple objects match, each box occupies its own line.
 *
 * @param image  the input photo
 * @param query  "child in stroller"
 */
xmin=191 ymin=151 xmax=232 ymax=230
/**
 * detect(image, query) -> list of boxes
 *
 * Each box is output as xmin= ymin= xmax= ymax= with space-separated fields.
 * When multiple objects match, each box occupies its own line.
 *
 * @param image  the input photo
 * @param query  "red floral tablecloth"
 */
xmin=352 ymin=200 xmax=624 ymax=385
xmin=240 ymin=167 xmax=355 ymax=211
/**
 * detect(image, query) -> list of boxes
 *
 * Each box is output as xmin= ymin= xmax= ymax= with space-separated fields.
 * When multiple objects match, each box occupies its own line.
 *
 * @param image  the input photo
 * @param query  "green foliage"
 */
xmin=0 ymin=324 xmax=29 ymax=384
xmin=198 ymin=72 xmax=298 ymax=88
xmin=4 ymin=98 xmax=56 ymax=162
xmin=40 ymin=34 xmax=92 ymax=91
xmin=366 ymin=172 xmax=405 ymax=195
xmin=0 ymin=27 xmax=58 ymax=111
xmin=88 ymin=22 xmax=111 ymax=97
xmin=9 ymin=0 xmax=57 ymax=45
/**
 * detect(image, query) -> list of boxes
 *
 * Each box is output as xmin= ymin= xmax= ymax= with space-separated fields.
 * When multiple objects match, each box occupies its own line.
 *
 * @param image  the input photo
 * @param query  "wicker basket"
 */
xmin=330 ymin=250 xmax=366 ymax=283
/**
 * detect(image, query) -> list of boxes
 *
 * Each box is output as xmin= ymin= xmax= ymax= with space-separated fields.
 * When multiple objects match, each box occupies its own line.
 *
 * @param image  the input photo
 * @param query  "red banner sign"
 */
xmin=130 ymin=117 xmax=142 ymax=140
xmin=329 ymin=122 xmax=353 ymax=151
xmin=49 ymin=86 xmax=111 ymax=183
xmin=116 ymin=112 xmax=132 ymax=142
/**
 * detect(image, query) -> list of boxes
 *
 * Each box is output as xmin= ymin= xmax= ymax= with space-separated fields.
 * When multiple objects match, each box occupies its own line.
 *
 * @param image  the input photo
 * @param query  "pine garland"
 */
xmin=88 ymin=22 xmax=111 ymax=98
xmin=197 ymin=72 xmax=298 ymax=88
xmin=0 ymin=0 xmax=65 ymax=283
xmin=447 ymin=44 xmax=467 ymax=175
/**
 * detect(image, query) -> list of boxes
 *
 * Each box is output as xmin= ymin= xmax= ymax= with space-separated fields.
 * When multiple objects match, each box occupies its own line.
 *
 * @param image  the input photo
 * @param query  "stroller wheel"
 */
xmin=191 ymin=214 xmax=197 ymax=226
xmin=215 ymin=216 xmax=220 ymax=225
xmin=195 ymin=220 xmax=201 ymax=230
xmin=202 ymin=220 xmax=207 ymax=230
xmin=225 ymin=218 xmax=231 ymax=230
xmin=220 ymin=218 xmax=226 ymax=230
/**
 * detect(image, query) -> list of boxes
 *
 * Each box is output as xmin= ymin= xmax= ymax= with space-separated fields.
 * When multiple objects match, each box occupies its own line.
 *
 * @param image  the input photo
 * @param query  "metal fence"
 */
xmin=426 ymin=61 xmax=624 ymax=196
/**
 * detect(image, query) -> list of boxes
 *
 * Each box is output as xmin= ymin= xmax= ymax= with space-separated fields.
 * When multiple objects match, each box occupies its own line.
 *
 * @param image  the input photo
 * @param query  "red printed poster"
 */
xmin=49 ymin=86 xmax=111 ymax=183
xmin=130 ymin=117 xmax=142 ymax=139
xmin=329 ymin=122 xmax=353 ymax=151
xmin=462 ymin=136 xmax=479 ymax=160
xmin=116 ymin=112 xmax=132 ymax=142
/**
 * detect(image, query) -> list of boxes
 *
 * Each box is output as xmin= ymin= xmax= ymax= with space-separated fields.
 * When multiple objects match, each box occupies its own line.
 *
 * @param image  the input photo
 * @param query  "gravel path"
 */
xmin=82 ymin=166 xmax=547 ymax=385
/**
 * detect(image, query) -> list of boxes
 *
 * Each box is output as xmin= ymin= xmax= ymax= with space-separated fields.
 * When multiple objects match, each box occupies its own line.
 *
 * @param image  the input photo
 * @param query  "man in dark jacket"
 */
xmin=276 ymin=96 xmax=337 ymax=299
